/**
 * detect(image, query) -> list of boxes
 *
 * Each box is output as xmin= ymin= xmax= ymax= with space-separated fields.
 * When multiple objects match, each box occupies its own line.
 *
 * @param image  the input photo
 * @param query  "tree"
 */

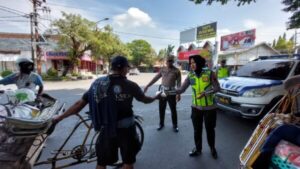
xmin=274 ymin=34 xmax=295 ymax=54
xmin=127 ymin=39 xmax=152 ymax=66
xmin=272 ymin=39 xmax=276 ymax=48
xmin=189 ymin=0 xmax=255 ymax=6
xmin=158 ymin=49 xmax=167 ymax=60
xmin=282 ymin=0 xmax=300 ymax=29
xmin=189 ymin=0 xmax=299 ymax=29
xmin=52 ymin=12 xmax=97 ymax=75
xmin=92 ymin=25 xmax=130 ymax=71
xmin=166 ymin=44 xmax=175 ymax=55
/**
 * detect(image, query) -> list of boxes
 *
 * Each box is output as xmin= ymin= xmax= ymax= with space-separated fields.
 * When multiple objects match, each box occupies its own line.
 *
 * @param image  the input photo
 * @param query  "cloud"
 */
xmin=243 ymin=19 xmax=263 ymax=29
xmin=113 ymin=7 xmax=155 ymax=28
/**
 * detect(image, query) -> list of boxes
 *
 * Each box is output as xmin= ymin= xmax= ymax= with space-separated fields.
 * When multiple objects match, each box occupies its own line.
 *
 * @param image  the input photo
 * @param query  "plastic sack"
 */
xmin=270 ymin=140 xmax=300 ymax=169
xmin=15 ymin=88 xmax=36 ymax=103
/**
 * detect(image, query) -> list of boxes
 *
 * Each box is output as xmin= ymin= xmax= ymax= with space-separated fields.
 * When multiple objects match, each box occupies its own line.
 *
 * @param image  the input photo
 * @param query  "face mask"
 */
xmin=19 ymin=63 xmax=34 ymax=74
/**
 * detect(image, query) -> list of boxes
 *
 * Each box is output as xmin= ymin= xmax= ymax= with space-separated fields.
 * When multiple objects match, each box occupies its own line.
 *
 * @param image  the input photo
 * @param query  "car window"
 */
xmin=294 ymin=63 xmax=300 ymax=75
xmin=236 ymin=60 xmax=294 ymax=80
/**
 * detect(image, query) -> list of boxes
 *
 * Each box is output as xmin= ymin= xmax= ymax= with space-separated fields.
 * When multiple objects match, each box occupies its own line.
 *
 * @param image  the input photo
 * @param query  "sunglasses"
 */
xmin=167 ymin=60 xmax=173 ymax=62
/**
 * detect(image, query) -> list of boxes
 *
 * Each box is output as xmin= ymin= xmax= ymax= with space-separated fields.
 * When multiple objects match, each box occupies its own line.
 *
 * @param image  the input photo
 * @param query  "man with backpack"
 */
xmin=53 ymin=56 xmax=160 ymax=169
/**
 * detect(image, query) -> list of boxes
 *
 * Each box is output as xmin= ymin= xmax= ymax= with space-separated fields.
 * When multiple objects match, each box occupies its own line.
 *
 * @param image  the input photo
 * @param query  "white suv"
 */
xmin=216 ymin=55 xmax=300 ymax=118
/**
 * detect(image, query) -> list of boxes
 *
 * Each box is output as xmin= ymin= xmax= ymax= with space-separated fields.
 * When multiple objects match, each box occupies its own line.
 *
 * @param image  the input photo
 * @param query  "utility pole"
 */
xmin=29 ymin=0 xmax=47 ymax=74
xmin=30 ymin=13 xmax=34 ymax=62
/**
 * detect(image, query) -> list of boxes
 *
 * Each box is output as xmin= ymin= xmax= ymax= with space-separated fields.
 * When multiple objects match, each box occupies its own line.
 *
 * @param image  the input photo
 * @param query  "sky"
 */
xmin=0 ymin=0 xmax=296 ymax=53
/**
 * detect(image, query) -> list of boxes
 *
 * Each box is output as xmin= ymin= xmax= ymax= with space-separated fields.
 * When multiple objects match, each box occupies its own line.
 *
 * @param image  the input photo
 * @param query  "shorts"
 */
xmin=96 ymin=125 xmax=141 ymax=166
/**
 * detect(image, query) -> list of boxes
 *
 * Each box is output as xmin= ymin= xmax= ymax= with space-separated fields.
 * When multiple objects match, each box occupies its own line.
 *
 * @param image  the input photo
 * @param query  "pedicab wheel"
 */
xmin=71 ymin=145 xmax=88 ymax=160
xmin=135 ymin=121 xmax=144 ymax=146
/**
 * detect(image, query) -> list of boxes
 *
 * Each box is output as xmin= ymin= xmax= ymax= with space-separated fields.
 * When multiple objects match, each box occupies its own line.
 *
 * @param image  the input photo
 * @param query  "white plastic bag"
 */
xmin=12 ymin=105 xmax=32 ymax=119
xmin=14 ymin=88 xmax=36 ymax=103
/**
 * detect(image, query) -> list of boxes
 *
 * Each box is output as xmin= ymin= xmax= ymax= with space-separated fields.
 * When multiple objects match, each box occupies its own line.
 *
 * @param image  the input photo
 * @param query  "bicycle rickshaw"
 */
xmin=240 ymin=75 xmax=300 ymax=169
xmin=0 ymin=89 xmax=65 ymax=169
xmin=34 ymin=113 xmax=144 ymax=169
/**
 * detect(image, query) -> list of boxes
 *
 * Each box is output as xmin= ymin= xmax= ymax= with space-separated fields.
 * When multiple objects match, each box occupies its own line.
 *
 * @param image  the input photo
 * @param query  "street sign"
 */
xmin=196 ymin=22 xmax=217 ymax=40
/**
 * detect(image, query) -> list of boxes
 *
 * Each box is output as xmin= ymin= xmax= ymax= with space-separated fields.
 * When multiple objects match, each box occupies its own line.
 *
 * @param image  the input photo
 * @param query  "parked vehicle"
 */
xmin=129 ymin=68 xmax=140 ymax=75
xmin=216 ymin=54 xmax=300 ymax=118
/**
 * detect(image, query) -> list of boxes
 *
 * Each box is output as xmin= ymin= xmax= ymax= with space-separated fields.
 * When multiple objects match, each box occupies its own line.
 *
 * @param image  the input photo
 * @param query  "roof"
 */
xmin=0 ymin=32 xmax=59 ymax=52
xmin=219 ymin=42 xmax=280 ymax=56
xmin=0 ymin=38 xmax=31 ymax=51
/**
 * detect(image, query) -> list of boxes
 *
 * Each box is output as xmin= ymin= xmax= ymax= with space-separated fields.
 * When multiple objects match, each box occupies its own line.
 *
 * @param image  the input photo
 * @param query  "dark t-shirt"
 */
xmin=82 ymin=74 xmax=144 ymax=120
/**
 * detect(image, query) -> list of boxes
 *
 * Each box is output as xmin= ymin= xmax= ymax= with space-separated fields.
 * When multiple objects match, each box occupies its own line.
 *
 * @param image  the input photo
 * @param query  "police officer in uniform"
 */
xmin=217 ymin=59 xmax=230 ymax=79
xmin=177 ymin=54 xmax=220 ymax=159
xmin=144 ymin=55 xmax=181 ymax=132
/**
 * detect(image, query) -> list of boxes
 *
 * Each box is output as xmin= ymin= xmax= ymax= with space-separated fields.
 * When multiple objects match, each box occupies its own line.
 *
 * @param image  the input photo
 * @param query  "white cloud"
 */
xmin=113 ymin=7 xmax=155 ymax=28
xmin=243 ymin=19 xmax=263 ymax=29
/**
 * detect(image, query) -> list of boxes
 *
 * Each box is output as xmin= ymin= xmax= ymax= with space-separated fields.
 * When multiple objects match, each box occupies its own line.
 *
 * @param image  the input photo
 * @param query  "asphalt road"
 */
xmin=32 ymin=73 xmax=258 ymax=169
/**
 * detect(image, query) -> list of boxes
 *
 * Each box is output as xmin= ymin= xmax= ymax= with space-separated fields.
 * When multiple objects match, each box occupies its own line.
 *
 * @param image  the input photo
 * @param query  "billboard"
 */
xmin=221 ymin=29 xmax=256 ymax=51
xmin=196 ymin=22 xmax=217 ymax=40
xmin=180 ymin=28 xmax=196 ymax=44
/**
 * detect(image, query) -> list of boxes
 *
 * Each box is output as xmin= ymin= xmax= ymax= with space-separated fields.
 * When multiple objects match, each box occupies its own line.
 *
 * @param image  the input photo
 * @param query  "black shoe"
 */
xmin=211 ymin=148 xmax=218 ymax=159
xmin=157 ymin=125 xmax=164 ymax=131
xmin=189 ymin=148 xmax=201 ymax=157
xmin=173 ymin=127 xmax=179 ymax=133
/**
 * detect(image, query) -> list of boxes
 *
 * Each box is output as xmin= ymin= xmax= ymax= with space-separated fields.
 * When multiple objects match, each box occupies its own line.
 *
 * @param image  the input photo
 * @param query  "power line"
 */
xmin=0 ymin=5 xmax=28 ymax=15
xmin=0 ymin=7 xmax=27 ymax=17
xmin=114 ymin=30 xmax=179 ymax=41
xmin=0 ymin=15 xmax=27 ymax=18
xmin=0 ymin=20 xmax=30 ymax=22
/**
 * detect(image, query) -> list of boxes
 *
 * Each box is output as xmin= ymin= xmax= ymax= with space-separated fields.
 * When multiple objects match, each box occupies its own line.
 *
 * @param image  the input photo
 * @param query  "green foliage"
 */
xmin=47 ymin=68 xmax=58 ymax=77
xmin=274 ymin=33 xmax=295 ymax=54
xmin=92 ymin=25 xmax=130 ymax=69
xmin=158 ymin=49 xmax=167 ymax=60
xmin=282 ymin=0 xmax=300 ymax=29
xmin=1 ymin=70 xmax=13 ymax=78
xmin=127 ymin=39 xmax=153 ymax=66
xmin=189 ymin=0 xmax=299 ymax=29
xmin=52 ymin=12 xmax=98 ymax=69
xmin=166 ymin=44 xmax=175 ymax=55
xmin=189 ymin=0 xmax=255 ymax=6
xmin=71 ymin=72 xmax=79 ymax=77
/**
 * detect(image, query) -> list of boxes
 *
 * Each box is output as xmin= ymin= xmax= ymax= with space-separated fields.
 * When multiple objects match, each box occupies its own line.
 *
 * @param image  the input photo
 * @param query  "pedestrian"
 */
xmin=144 ymin=55 xmax=181 ymax=132
xmin=53 ymin=56 xmax=160 ymax=169
xmin=176 ymin=54 xmax=220 ymax=159
xmin=217 ymin=59 xmax=230 ymax=79
xmin=0 ymin=57 xmax=44 ymax=95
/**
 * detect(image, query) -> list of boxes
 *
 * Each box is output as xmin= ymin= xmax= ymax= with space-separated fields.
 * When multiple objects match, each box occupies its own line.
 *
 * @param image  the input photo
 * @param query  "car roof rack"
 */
xmin=253 ymin=54 xmax=300 ymax=61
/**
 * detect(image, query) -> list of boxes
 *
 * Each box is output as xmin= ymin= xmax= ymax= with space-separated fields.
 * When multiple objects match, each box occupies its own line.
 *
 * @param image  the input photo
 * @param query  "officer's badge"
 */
xmin=202 ymin=75 xmax=209 ymax=82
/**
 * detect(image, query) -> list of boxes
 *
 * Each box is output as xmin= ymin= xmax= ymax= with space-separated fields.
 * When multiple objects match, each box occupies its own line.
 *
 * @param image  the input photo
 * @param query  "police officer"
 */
xmin=177 ymin=54 xmax=220 ymax=159
xmin=217 ymin=59 xmax=230 ymax=79
xmin=144 ymin=55 xmax=181 ymax=132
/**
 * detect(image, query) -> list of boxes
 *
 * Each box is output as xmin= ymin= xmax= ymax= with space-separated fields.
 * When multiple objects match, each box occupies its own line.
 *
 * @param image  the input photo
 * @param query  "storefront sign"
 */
xmin=197 ymin=22 xmax=217 ymax=40
xmin=45 ymin=51 xmax=68 ymax=60
xmin=221 ymin=29 xmax=256 ymax=51
xmin=178 ymin=49 xmax=211 ymax=61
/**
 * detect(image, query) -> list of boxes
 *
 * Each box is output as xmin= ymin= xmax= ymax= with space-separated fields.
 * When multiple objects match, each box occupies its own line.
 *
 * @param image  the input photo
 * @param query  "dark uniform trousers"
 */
xmin=159 ymin=95 xmax=177 ymax=127
xmin=191 ymin=107 xmax=217 ymax=151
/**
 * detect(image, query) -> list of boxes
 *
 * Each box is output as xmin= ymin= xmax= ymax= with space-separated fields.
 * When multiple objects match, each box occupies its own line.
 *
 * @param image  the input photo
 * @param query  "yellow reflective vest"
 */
xmin=188 ymin=69 xmax=214 ymax=107
xmin=217 ymin=67 xmax=229 ymax=79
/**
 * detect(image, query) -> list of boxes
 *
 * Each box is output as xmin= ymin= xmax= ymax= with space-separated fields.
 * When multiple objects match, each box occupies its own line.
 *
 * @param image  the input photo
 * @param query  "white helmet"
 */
xmin=16 ymin=57 xmax=33 ymax=65
xmin=16 ymin=57 xmax=34 ymax=73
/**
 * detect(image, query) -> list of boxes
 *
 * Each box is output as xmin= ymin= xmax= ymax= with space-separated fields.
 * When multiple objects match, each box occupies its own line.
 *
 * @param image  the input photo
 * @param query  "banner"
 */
xmin=180 ymin=28 xmax=196 ymax=44
xmin=221 ymin=29 xmax=256 ymax=51
xmin=196 ymin=22 xmax=217 ymax=40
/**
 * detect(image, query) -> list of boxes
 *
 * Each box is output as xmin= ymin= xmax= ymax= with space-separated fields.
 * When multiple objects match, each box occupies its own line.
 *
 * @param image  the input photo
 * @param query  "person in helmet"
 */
xmin=0 ymin=57 xmax=43 ymax=95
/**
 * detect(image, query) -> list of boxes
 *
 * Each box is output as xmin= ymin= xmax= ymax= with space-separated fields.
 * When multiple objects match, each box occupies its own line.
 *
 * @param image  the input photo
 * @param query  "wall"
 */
xmin=222 ymin=45 xmax=278 ymax=66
